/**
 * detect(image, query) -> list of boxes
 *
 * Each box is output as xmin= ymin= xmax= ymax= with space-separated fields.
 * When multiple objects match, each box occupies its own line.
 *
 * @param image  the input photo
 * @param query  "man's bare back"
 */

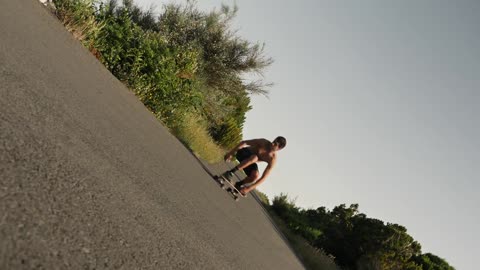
xmin=244 ymin=138 xmax=277 ymax=164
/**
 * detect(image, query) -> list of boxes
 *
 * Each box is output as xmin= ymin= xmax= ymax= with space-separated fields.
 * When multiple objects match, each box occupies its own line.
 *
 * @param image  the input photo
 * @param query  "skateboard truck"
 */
xmin=216 ymin=175 xmax=246 ymax=201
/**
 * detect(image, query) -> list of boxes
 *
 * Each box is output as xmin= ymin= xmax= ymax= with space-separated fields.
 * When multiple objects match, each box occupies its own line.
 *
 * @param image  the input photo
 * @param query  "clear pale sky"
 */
xmin=135 ymin=1 xmax=478 ymax=269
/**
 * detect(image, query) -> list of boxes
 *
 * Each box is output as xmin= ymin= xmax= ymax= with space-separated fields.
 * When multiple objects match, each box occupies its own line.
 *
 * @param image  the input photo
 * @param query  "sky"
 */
xmin=134 ymin=1 xmax=478 ymax=269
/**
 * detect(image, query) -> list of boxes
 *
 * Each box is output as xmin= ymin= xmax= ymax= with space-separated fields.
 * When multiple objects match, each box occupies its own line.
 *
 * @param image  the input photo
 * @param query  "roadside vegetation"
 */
xmin=47 ymin=1 xmax=455 ymax=269
xmin=255 ymin=191 xmax=340 ymax=270
xmin=51 ymin=0 xmax=271 ymax=162
xmin=258 ymin=193 xmax=456 ymax=270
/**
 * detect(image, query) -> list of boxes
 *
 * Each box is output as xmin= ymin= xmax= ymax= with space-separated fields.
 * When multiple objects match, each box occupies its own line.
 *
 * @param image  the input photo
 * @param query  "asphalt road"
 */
xmin=0 ymin=1 xmax=304 ymax=269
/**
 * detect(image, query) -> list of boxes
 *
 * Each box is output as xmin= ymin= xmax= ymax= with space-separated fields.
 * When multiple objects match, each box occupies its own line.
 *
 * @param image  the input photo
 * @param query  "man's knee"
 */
xmin=245 ymin=170 xmax=260 ymax=183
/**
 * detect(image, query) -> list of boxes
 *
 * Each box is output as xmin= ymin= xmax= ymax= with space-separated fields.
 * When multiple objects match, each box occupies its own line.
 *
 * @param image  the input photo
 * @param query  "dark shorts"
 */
xmin=235 ymin=148 xmax=259 ymax=177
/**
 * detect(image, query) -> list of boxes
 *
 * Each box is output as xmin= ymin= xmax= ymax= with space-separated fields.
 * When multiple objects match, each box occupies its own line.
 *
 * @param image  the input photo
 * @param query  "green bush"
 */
xmin=270 ymin=194 xmax=456 ymax=270
xmin=51 ymin=0 xmax=273 ymax=152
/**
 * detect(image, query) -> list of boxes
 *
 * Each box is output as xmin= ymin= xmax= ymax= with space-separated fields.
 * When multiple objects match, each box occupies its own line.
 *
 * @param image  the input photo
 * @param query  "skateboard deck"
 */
xmin=215 ymin=175 xmax=246 ymax=201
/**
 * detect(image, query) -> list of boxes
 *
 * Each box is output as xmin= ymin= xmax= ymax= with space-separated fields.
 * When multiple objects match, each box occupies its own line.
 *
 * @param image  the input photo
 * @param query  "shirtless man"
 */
xmin=222 ymin=136 xmax=287 ymax=195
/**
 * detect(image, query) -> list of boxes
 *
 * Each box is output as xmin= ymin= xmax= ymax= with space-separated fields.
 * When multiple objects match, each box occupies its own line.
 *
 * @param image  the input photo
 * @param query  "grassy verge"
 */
xmin=49 ymin=0 xmax=226 ymax=163
xmin=254 ymin=191 xmax=339 ymax=270
xmin=266 ymin=208 xmax=340 ymax=270
xmin=50 ymin=0 xmax=264 ymax=159
xmin=171 ymin=113 xmax=225 ymax=163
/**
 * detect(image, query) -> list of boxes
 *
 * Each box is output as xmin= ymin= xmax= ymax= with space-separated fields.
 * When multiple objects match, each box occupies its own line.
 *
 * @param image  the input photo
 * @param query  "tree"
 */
xmin=412 ymin=253 xmax=456 ymax=270
xmin=268 ymin=194 xmax=456 ymax=270
xmin=123 ymin=0 xmax=273 ymax=144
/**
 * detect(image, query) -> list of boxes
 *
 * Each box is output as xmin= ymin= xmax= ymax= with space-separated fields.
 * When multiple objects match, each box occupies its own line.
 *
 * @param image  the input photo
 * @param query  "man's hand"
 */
xmin=240 ymin=186 xmax=253 ymax=195
xmin=224 ymin=153 xmax=232 ymax=162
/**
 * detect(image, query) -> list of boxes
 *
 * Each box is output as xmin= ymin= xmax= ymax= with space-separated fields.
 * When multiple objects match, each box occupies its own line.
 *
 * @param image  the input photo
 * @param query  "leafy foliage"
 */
xmin=254 ymin=190 xmax=270 ymax=207
xmin=269 ymin=195 xmax=455 ymax=270
xmin=53 ymin=0 xmax=105 ymax=44
xmin=52 ymin=0 xmax=273 ymax=148
xmin=412 ymin=253 xmax=456 ymax=270
xmin=151 ymin=1 xmax=268 ymax=144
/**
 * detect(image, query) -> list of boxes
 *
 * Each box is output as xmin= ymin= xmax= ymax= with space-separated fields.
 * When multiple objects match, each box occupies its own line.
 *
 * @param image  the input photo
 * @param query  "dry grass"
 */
xmin=171 ymin=113 xmax=225 ymax=163
xmin=52 ymin=0 xmax=104 ymax=44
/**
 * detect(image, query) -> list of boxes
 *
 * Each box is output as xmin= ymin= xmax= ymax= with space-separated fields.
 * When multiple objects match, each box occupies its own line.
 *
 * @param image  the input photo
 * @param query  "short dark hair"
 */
xmin=275 ymin=136 xmax=287 ymax=149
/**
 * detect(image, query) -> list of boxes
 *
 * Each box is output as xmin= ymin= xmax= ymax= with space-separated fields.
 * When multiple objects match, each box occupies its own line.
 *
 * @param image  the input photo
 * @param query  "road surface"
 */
xmin=0 ymin=0 xmax=304 ymax=269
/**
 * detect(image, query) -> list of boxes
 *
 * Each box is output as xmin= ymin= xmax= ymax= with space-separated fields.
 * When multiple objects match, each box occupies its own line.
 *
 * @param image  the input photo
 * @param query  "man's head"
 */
xmin=273 ymin=136 xmax=287 ymax=151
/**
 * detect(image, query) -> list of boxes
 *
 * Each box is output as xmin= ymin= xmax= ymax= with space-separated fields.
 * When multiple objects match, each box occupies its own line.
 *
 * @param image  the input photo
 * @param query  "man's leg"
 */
xmin=242 ymin=170 xmax=260 ymax=184
xmin=237 ymin=155 xmax=258 ymax=170
xmin=224 ymin=155 xmax=258 ymax=176
xmin=234 ymin=163 xmax=260 ymax=190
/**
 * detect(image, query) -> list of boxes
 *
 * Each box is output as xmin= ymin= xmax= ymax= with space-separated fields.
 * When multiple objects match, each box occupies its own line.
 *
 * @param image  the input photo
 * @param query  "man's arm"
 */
xmin=243 ymin=159 xmax=276 ymax=193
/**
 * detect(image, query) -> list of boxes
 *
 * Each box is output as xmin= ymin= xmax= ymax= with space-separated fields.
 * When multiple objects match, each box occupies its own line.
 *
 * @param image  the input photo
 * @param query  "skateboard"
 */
xmin=215 ymin=175 xmax=246 ymax=201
